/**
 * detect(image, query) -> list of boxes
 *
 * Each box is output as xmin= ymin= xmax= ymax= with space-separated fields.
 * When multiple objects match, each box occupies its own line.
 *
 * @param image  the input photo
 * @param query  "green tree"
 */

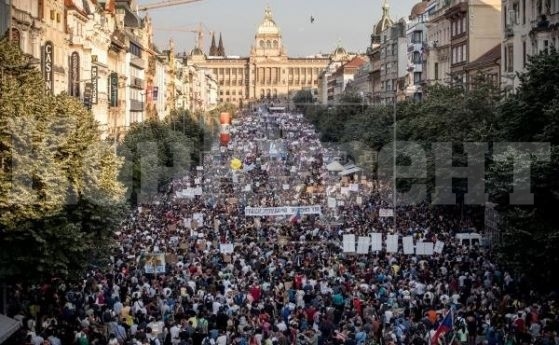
xmin=490 ymin=48 xmax=559 ymax=289
xmin=292 ymin=89 xmax=314 ymax=110
xmin=118 ymin=119 xmax=193 ymax=205
xmin=0 ymin=39 xmax=126 ymax=282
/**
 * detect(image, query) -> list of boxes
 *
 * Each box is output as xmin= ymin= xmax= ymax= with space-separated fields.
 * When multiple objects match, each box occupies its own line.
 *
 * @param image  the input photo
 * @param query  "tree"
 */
xmin=0 ymin=39 xmax=127 ymax=282
xmin=490 ymin=48 xmax=559 ymax=289
xmin=118 ymin=119 xmax=194 ymax=205
xmin=292 ymin=89 xmax=314 ymax=110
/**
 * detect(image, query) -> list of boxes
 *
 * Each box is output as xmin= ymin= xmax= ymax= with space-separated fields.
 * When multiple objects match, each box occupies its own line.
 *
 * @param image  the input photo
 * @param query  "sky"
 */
xmin=137 ymin=0 xmax=419 ymax=57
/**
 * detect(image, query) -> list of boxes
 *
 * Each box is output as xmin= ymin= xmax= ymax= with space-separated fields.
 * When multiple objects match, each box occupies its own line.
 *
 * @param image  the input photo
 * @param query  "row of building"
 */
xmin=3 ymin=0 xmax=558 ymax=135
xmin=3 ymin=0 xmax=219 ymax=140
xmin=335 ymin=0 xmax=559 ymax=105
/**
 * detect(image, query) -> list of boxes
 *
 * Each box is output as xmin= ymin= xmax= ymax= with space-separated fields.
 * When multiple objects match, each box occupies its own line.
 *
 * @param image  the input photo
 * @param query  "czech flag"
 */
xmin=431 ymin=309 xmax=453 ymax=345
xmin=289 ymin=209 xmax=301 ymax=224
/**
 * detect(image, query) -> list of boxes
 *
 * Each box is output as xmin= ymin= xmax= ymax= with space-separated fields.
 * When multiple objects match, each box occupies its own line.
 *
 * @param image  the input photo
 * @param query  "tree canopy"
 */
xmin=0 ymin=39 xmax=127 ymax=282
xmin=303 ymin=50 xmax=559 ymax=289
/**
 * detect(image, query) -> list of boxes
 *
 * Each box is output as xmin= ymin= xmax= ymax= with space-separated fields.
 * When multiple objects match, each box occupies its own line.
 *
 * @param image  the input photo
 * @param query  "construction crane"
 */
xmin=137 ymin=0 xmax=204 ymax=12
xmin=154 ymin=23 xmax=213 ymax=52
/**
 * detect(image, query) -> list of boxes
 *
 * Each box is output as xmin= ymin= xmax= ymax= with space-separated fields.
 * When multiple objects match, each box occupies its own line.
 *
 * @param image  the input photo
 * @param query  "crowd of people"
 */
xmin=4 ymin=108 xmax=558 ymax=345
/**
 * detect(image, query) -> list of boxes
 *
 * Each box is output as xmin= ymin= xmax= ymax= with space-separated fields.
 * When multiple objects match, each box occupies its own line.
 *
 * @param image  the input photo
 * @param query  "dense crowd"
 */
xmin=4 ymin=108 xmax=558 ymax=345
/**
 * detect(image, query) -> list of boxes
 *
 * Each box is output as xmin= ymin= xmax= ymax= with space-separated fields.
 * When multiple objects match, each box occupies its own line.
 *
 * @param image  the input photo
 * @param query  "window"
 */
xmin=412 ymin=31 xmax=423 ymax=43
xmin=413 ymin=51 xmax=421 ymax=64
xmin=266 ymin=40 xmax=271 ymax=48
xmin=522 ymin=0 xmax=526 ymax=24
xmin=130 ymin=43 xmax=142 ymax=58
xmin=434 ymin=62 xmax=439 ymax=80
xmin=505 ymin=44 xmax=514 ymax=72
xmin=273 ymin=40 xmax=278 ymax=48
xmin=414 ymin=72 xmax=422 ymax=84
xmin=260 ymin=40 xmax=265 ymax=48
xmin=523 ymin=41 xmax=527 ymax=66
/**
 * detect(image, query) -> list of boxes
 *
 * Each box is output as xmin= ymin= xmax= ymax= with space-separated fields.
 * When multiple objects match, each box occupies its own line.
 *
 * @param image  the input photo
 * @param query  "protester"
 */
xmin=5 ymin=107 xmax=558 ymax=345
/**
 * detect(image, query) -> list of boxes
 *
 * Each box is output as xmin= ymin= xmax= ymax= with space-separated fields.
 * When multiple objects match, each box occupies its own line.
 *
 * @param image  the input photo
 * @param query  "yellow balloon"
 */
xmin=230 ymin=158 xmax=242 ymax=170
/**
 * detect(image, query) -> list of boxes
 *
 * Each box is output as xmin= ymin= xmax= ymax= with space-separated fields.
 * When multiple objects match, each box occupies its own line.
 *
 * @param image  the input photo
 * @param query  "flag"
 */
xmin=431 ymin=309 xmax=453 ymax=345
xmin=289 ymin=209 xmax=301 ymax=224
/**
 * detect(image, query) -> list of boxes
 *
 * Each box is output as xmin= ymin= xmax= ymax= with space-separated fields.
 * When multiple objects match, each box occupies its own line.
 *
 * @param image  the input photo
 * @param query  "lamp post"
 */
xmin=393 ymin=89 xmax=397 ymax=232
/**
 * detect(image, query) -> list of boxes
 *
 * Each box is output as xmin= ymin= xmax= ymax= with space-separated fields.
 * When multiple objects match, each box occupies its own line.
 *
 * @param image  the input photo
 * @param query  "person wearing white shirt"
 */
xmin=216 ymin=331 xmax=228 ymax=345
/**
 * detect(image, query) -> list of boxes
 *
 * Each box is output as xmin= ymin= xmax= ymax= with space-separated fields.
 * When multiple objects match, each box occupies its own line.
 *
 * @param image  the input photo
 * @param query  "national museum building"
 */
xmin=186 ymin=6 xmax=330 ymax=107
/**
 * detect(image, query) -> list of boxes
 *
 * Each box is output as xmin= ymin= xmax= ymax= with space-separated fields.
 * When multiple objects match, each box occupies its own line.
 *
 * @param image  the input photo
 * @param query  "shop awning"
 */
xmin=0 ymin=314 xmax=21 ymax=344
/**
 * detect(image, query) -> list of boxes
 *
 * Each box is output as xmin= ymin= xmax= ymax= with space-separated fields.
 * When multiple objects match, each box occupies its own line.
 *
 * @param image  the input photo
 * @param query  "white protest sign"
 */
xmin=370 ymin=233 xmax=383 ymax=252
xmin=434 ymin=240 xmax=445 ymax=254
xmin=343 ymin=234 xmax=356 ymax=253
xmin=328 ymin=197 xmax=337 ymax=209
xmin=350 ymin=184 xmax=359 ymax=192
xmin=416 ymin=242 xmax=434 ymax=255
xmin=340 ymin=187 xmax=350 ymax=195
xmin=283 ymin=184 xmax=290 ymax=190
xmin=403 ymin=236 xmax=415 ymax=255
xmin=192 ymin=213 xmax=204 ymax=226
xmin=379 ymin=208 xmax=394 ymax=217
xmin=356 ymin=196 xmax=363 ymax=205
xmin=357 ymin=236 xmax=370 ymax=254
xmin=219 ymin=243 xmax=234 ymax=254
xmin=386 ymin=234 xmax=399 ymax=253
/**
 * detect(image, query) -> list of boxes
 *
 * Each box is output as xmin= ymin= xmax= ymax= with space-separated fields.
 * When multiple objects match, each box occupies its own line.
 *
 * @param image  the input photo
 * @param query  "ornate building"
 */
xmin=185 ymin=6 xmax=330 ymax=107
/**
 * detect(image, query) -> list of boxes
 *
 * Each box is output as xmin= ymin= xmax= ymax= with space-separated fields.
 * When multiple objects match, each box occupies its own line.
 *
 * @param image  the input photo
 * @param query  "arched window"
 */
xmin=260 ymin=40 xmax=265 ymax=48
xmin=266 ymin=40 xmax=271 ymax=48
xmin=266 ymin=89 xmax=271 ymax=98
xmin=273 ymin=40 xmax=278 ymax=48
xmin=273 ymin=89 xmax=278 ymax=98
xmin=260 ymin=89 xmax=265 ymax=99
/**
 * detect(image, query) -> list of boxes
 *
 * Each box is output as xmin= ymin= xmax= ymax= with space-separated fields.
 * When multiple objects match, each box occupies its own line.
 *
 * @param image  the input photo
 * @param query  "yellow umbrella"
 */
xmin=230 ymin=158 xmax=242 ymax=170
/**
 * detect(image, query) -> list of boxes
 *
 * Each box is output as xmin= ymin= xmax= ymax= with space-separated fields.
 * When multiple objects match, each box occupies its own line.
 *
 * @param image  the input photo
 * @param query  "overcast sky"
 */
xmin=137 ymin=0 xmax=419 ymax=57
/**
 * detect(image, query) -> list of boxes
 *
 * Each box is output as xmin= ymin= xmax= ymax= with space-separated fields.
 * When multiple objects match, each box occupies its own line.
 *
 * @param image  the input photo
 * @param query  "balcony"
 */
xmin=131 ymin=77 xmax=145 ymax=89
xmin=12 ymin=7 xmax=35 ymax=26
xmin=130 ymin=56 xmax=145 ymax=69
xmin=130 ymin=100 xmax=144 ymax=112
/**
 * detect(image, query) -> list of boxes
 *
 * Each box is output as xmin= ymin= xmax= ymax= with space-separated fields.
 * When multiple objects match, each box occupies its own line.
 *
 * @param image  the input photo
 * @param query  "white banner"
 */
xmin=357 ymin=236 xmax=370 ymax=254
xmin=379 ymin=208 xmax=394 ymax=217
xmin=403 ymin=236 xmax=415 ymax=255
xmin=244 ymin=205 xmax=322 ymax=216
xmin=416 ymin=242 xmax=434 ymax=256
xmin=434 ymin=240 xmax=445 ymax=254
xmin=386 ymin=234 xmax=399 ymax=253
xmin=343 ymin=234 xmax=356 ymax=253
xmin=371 ymin=233 xmax=383 ymax=252
xmin=219 ymin=243 xmax=234 ymax=254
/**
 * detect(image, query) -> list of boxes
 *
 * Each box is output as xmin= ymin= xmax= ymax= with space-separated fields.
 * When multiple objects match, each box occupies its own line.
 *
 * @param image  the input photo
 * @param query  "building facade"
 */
xmin=424 ymin=0 xmax=452 ymax=85
xmin=5 ymin=0 xmax=218 ymax=141
xmin=501 ymin=0 xmax=559 ymax=91
xmin=445 ymin=0 xmax=502 ymax=86
xmin=185 ymin=6 xmax=330 ymax=108
xmin=327 ymin=56 xmax=367 ymax=103
xmin=404 ymin=0 xmax=430 ymax=100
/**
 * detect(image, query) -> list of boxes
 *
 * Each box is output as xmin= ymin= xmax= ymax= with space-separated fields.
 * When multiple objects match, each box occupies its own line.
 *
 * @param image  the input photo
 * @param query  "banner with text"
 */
xmin=244 ymin=205 xmax=322 ymax=217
